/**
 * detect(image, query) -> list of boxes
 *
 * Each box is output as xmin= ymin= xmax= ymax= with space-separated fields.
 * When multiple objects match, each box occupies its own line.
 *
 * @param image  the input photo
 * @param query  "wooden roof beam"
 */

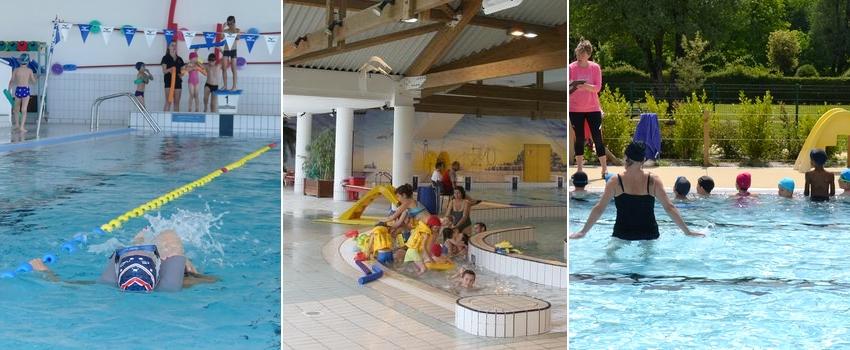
xmin=284 ymin=0 xmax=456 ymax=60
xmin=420 ymin=50 xmax=567 ymax=89
xmin=445 ymin=84 xmax=567 ymax=102
xmin=406 ymin=0 xmax=482 ymax=76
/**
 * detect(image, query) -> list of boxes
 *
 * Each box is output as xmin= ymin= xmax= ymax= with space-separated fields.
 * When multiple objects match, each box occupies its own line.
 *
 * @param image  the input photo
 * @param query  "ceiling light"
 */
xmin=402 ymin=17 xmax=419 ymax=23
xmin=523 ymin=32 xmax=538 ymax=38
xmin=509 ymin=28 xmax=524 ymax=36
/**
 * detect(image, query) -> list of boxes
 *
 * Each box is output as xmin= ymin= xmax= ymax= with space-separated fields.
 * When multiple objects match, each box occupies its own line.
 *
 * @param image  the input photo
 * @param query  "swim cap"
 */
xmin=189 ymin=52 xmax=198 ymax=60
xmin=810 ymin=148 xmax=827 ymax=166
xmin=736 ymin=172 xmax=751 ymax=191
xmin=571 ymin=171 xmax=588 ymax=187
xmin=135 ymin=61 xmax=144 ymax=71
xmin=674 ymin=176 xmax=691 ymax=196
xmin=426 ymin=215 xmax=441 ymax=227
xmin=18 ymin=54 xmax=29 ymax=65
xmin=841 ymin=169 xmax=850 ymax=182
xmin=778 ymin=177 xmax=795 ymax=192
xmin=604 ymin=172 xmax=614 ymax=182
xmin=624 ymin=141 xmax=646 ymax=162
xmin=697 ymin=176 xmax=715 ymax=193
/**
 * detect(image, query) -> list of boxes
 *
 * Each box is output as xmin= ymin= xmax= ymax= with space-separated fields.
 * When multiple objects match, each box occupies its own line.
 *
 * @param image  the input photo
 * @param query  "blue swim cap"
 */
xmin=778 ymin=177 xmax=795 ymax=192
xmin=840 ymin=169 xmax=850 ymax=182
xmin=674 ymin=176 xmax=691 ymax=196
xmin=18 ymin=53 xmax=30 ymax=65
xmin=604 ymin=172 xmax=614 ymax=182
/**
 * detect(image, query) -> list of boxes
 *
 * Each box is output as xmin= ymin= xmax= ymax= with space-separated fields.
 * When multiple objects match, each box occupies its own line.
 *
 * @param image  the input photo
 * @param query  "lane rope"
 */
xmin=1 ymin=142 xmax=277 ymax=279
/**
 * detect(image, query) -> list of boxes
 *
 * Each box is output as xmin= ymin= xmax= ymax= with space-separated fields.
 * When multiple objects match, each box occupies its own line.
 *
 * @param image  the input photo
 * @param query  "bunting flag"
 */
xmin=58 ymin=22 xmax=72 ymax=42
xmin=223 ymin=32 xmax=237 ymax=49
xmin=123 ymin=26 xmax=136 ymax=46
xmin=101 ymin=26 xmax=115 ymax=46
xmin=263 ymin=35 xmax=279 ymax=55
xmin=164 ymin=29 xmax=175 ymax=46
xmin=144 ymin=29 xmax=157 ymax=47
xmin=78 ymin=24 xmax=92 ymax=43
xmin=203 ymin=32 xmax=216 ymax=47
xmin=181 ymin=31 xmax=197 ymax=51
xmin=244 ymin=34 xmax=258 ymax=53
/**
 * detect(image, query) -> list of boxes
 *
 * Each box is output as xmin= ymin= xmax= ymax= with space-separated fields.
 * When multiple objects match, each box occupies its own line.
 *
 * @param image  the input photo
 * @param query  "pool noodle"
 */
xmin=3 ymin=89 xmax=12 ymax=104
xmin=357 ymin=264 xmax=383 ymax=285
xmin=168 ymin=67 xmax=176 ymax=102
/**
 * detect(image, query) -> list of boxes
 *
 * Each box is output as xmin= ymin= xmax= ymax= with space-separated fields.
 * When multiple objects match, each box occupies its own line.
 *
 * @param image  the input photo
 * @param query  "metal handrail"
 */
xmin=90 ymin=92 xmax=161 ymax=133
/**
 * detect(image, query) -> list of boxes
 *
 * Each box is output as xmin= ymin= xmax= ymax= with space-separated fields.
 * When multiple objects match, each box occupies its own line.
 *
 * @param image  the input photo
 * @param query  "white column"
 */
xmin=293 ymin=113 xmax=312 ymax=194
xmin=333 ymin=107 xmax=354 ymax=201
xmin=392 ymin=105 xmax=415 ymax=188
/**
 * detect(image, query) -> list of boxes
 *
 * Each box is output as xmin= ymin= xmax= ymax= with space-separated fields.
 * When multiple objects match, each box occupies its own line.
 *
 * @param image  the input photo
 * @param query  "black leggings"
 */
xmin=570 ymin=111 xmax=606 ymax=157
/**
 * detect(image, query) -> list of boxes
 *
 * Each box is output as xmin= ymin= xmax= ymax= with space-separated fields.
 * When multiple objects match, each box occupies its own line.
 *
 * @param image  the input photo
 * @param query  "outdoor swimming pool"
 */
xmin=0 ymin=133 xmax=280 ymax=349
xmin=569 ymin=194 xmax=850 ymax=348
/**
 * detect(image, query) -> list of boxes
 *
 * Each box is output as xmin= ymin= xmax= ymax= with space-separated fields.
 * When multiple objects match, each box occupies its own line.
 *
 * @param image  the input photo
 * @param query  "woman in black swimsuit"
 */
xmin=160 ymin=42 xmax=185 ymax=112
xmin=444 ymin=186 xmax=472 ymax=239
xmin=569 ymin=141 xmax=703 ymax=253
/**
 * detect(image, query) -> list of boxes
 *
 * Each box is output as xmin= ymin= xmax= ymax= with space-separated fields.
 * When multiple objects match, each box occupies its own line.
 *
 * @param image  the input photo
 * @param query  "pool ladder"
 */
xmin=90 ymin=92 xmax=161 ymax=133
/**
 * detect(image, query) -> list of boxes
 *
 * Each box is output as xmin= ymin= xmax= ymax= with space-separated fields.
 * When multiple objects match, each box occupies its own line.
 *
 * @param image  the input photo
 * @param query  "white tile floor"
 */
xmin=283 ymin=189 xmax=567 ymax=349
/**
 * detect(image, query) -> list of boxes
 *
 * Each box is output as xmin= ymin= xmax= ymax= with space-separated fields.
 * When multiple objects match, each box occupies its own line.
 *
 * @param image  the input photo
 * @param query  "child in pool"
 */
xmin=133 ymin=62 xmax=153 ymax=107
xmin=804 ymin=148 xmax=835 ymax=202
xmin=403 ymin=217 xmax=433 ymax=275
xmin=674 ymin=176 xmax=691 ymax=200
xmin=571 ymin=171 xmax=589 ymax=200
xmin=696 ymin=176 xmax=714 ymax=196
xmin=203 ymin=53 xmax=221 ymax=113
xmin=732 ymin=172 xmax=757 ymax=198
xmin=9 ymin=54 xmax=36 ymax=132
xmin=778 ymin=177 xmax=795 ymax=198
xmin=442 ymin=227 xmax=467 ymax=258
xmin=365 ymin=222 xmax=393 ymax=263
xmin=185 ymin=52 xmax=205 ymax=112
xmin=450 ymin=268 xmax=476 ymax=290
xmin=839 ymin=169 xmax=850 ymax=198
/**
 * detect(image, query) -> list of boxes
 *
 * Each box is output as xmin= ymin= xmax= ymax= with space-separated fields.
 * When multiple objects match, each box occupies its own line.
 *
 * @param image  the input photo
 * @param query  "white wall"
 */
xmin=0 ymin=0 xmax=280 ymax=119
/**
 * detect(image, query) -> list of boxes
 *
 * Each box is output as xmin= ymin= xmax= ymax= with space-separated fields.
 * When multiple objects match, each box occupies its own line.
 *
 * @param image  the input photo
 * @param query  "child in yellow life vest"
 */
xmin=366 ymin=223 xmax=394 ymax=264
xmin=404 ymin=216 xmax=440 ymax=275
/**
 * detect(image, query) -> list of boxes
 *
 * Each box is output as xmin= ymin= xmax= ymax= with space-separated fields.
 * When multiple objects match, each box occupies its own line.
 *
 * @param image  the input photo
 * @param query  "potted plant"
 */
xmin=302 ymin=129 xmax=335 ymax=197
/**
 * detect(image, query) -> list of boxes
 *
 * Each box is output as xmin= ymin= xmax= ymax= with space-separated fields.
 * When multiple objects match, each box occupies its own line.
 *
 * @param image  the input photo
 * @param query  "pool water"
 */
xmin=471 ymin=187 xmax=567 ymax=206
xmin=0 ymin=133 xmax=280 ymax=349
xmin=489 ymin=218 xmax=565 ymax=262
xmin=569 ymin=194 xmax=850 ymax=348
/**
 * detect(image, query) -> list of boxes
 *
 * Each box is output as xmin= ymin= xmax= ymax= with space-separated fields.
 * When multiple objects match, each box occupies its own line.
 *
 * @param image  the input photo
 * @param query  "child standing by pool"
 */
xmin=404 ymin=217 xmax=434 ymax=275
xmin=839 ymin=169 xmax=850 ymax=198
xmin=9 ymin=54 xmax=35 ymax=132
xmin=185 ymin=52 xmax=203 ymax=112
xmin=203 ymin=53 xmax=221 ymax=113
xmin=133 ymin=62 xmax=153 ymax=107
xmin=804 ymin=149 xmax=835 ymax=202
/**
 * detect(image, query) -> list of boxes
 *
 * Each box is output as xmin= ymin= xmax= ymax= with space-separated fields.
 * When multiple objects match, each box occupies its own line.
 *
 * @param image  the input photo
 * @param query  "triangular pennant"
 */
xmin=263 ymin=35 xmax=279 ymax=55
xmin=144 ymin=29 xmax=157 ymax=47
xmin=223 ymin=32 xmax=237 ymax=50
xmin=181 ymin=31 xmax=197 ymax=51
xmin=203 ymin=32 xmax=216 ymax=47
xmin=78 ymin=24 xmax=92 ymax=43
xmin=100 ymin=26 xmax=114 ymax=46
xmin=163 ymin=29 xmax=175 ymax=46
xmin=244 ymin=34 xmax=258 ymax=53
xmin=58 ymin=22 xmax=72 ymax=42
xmin=123 ymin=26 xmax=136 ymax=46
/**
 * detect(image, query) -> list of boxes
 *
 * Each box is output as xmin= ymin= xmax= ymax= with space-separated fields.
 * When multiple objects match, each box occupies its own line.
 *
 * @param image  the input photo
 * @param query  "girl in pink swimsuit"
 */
xmin=186 ymin=52 xmax=202 ymax=112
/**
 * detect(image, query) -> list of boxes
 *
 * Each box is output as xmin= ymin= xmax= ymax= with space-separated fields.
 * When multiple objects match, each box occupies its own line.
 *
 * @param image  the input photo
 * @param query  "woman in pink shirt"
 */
xmin=569 ymin=39 xmax=607 ymax=178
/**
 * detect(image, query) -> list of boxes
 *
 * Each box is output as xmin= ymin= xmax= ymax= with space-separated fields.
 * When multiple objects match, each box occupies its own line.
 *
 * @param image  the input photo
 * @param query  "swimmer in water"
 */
xmin=569 ymin=141 xmax=704 ymax=256
xmin=732 ymin=172 xmax=757 ymax=198
xmin=450 ymin=268 xmax=476 ymax=289
xmin=673 ymin=176 xmax=691 ymax=200
xmin=29 ymin=228 xmax=217 ymax=292
xmin=778 ymin=177 xmax=795 ymax=199
xmin=804 ymin=148 xmax=835 ymax=202
xmin=839 ymin=169 xmax=850 ymax=198
xmin=570 ymin=171 xmax=590 ymax=200
xmin=696 ymin=176 xmax=714 ymax=197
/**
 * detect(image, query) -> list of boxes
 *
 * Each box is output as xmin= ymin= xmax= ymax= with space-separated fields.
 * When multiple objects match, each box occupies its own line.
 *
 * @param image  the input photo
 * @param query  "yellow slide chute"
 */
xmin=317 ymin=184 xmax=400 ymax=226
xmin=793 ymin=108 xmax=850 ymax=172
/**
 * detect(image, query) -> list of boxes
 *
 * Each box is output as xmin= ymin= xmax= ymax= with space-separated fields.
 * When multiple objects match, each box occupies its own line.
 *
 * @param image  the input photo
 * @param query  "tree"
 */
xmin=672 ymin=32 xmax=708 ymax=93
xmin=767 ymin=30 xmax=801 ymax=75
xmin=808 ymin=0 xmax=850 ymax=75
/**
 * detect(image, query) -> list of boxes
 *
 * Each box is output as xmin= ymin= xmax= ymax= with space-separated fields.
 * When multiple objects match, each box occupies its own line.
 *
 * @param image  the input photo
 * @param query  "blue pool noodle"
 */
xmin=358 ymin=265 xmax=383 ymax=285
xmin=1 ymin=271 xmax=15 ymax=278
xmin=354 ymin=260 xmax=371 ymax=275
